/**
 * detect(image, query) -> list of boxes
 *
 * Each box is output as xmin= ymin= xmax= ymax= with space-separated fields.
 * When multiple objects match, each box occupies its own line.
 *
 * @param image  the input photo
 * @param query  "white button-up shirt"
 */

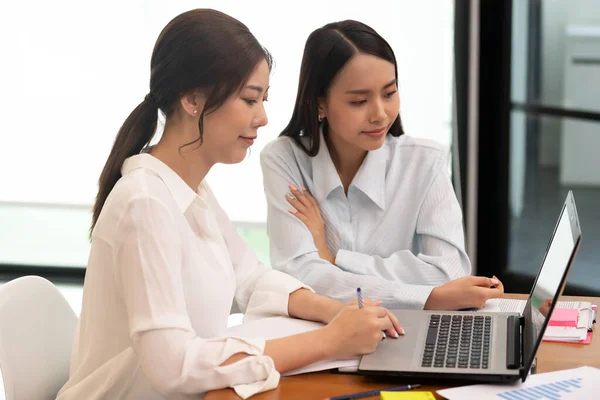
xmin=58 ymin=154 xmax=307 ymax=400
xmin=260 ymin=132 xmax=471 ymax=309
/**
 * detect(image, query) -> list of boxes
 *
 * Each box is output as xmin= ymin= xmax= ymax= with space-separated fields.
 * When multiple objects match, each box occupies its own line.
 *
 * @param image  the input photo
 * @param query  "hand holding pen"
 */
xmin=357 ymin=287 xmax=404 ymax=339
xmin=321 ymin=289 xmax=404 ymax=359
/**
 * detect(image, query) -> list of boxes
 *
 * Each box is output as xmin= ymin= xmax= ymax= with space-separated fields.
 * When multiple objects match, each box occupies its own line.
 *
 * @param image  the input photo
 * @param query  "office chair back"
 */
xmin=0 ymin=276 xmax=78 ymax=400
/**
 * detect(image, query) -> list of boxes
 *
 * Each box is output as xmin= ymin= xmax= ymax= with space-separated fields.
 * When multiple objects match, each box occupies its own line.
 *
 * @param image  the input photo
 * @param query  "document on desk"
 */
xmin=478 ymin=299 xmax=592 ymax=313
xmin=437 ymin=366 xmax=600 ymax=399
xmin=224 ymin=316 xmax=359 ymax=376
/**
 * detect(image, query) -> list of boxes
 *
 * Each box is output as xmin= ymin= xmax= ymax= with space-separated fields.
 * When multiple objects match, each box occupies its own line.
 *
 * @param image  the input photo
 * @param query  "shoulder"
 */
xmin=260 ymin=136 xmax=311 ymax=170
xmin=93 ymin=169 xmax=178 ymax=241
xmin=387 ymin=135 xmax=448 ymax=169
xmin=262 ymin=136 xmax=305 ymax=161
xmin=390 ymin=134 xmax=447 ymax=159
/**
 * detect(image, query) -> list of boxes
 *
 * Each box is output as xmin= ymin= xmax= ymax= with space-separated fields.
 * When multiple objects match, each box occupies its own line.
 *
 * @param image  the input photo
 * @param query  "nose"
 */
xmin=369 ymin=98 xmax=386 ymax=124
xmin=253 ymin=103 xmax=268 ymax=128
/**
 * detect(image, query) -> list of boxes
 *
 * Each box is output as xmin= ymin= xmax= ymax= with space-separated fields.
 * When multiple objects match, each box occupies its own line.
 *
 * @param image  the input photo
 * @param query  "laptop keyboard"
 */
xmin=421 ymin=314 xmax=492 ymax=369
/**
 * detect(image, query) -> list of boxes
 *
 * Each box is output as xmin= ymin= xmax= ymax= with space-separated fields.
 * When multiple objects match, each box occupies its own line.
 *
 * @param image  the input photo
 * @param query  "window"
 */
xmin=0 ymin=1 xmax=454 ymax=275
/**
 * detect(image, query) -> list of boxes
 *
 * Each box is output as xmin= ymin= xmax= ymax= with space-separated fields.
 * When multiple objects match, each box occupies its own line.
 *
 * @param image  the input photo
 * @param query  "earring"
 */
xmin=193 ymin=109 xmax=198 ymax=115
xmin=318 ymin=115 xmax=323 ymax=122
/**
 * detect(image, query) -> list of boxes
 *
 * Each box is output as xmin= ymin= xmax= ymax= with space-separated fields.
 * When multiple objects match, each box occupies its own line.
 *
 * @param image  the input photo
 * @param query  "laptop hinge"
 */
xmin=505 ymin=315 xmax=523 ymax=369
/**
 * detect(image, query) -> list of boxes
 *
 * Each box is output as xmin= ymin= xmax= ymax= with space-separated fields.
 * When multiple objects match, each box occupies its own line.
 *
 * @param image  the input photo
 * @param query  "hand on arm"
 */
xmin=286 ymin=184 xmax=335 ymax=264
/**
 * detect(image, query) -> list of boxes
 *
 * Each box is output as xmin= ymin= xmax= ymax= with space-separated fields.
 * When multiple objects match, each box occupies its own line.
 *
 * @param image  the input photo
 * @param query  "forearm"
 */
xmin=263 ymin=328 xmax=332 ymax=373
xmin=288 ymin=288 xmax=341 ymax=324
xmin=335 ymin=248 xmax=460 ymax=284
xmin=279 ymin=254 xmax=434 ymax=309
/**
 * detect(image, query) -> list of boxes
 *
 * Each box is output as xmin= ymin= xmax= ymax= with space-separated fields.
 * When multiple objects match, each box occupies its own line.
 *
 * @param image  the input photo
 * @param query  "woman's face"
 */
xmin=318 ymin=53 xmax=400 ymax=153
xmin=201 ymin=59 xmax=270 ymax=165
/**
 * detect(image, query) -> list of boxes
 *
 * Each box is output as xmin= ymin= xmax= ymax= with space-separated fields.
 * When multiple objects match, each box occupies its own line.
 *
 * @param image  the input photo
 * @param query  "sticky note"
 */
xmin=380 ymin=391 xmax=436 ymax=400
xmin=549 ymin=308 xmax=578 ymax=327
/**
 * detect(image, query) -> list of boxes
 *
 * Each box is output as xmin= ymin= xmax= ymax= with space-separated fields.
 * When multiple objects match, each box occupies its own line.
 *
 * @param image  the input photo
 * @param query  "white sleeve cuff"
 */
xmin=232 ymin=355 xmax=280 ymax=399
xmin=243 ymin=270 xmax=313 ymax=321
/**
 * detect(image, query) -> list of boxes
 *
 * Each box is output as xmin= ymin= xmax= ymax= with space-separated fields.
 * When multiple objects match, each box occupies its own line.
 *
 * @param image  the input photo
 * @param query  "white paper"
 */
xmin=224 ymin=316 xmax=359 ymax=376
xmin=478 ymin=299 xmax=591 ymax=314
xmin=544 ymin=326 xmax=588 ymax=341
xmin=437 ymin=366 xmax=600 ymax=399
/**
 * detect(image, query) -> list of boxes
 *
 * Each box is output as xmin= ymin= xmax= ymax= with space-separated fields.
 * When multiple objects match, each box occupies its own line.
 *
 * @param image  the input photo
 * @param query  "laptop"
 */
xmin=358 ymin=191 xmax=582 ymax=383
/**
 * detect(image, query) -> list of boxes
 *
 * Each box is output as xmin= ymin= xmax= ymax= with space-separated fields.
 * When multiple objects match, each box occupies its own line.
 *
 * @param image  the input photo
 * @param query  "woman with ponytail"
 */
xmin=57 ymin=9 xmax=402 ymax=400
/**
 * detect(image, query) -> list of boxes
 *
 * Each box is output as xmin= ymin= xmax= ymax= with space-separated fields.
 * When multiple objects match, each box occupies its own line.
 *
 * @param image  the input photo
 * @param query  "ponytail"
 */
xmin=90 ymin=95 xmax=158 ymax=235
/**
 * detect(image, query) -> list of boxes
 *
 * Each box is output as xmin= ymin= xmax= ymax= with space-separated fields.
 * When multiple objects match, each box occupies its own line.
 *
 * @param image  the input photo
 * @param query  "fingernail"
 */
xmin=399 ymin=328 xmax=405 ymax=335
xmin=289 ymin=184 xmax=298 ymax=191
xmin=491 ymin=278 xmax=500 ymax=285
xmin=286 ymin=192 xmax=295 ymax=200
xmin=288 ymin=209 xmax=297 ymax=214
xmin=301 ymin=185 xmax=307 ymax=191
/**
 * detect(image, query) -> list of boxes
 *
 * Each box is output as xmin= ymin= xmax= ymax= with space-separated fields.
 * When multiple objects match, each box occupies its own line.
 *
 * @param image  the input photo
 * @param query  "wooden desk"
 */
xmin=207 ymin=295 xmax=599 ymax=400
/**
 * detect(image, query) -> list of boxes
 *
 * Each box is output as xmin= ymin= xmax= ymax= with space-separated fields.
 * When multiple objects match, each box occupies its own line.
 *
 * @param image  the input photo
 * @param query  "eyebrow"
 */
xmin=345 ymin=79 xmax=397 ymax=95
xmin=245 ymin=85 xmax=269 ymax=94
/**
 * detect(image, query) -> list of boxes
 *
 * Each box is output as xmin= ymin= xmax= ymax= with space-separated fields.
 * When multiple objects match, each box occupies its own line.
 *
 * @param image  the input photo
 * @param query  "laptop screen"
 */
xmin=522 ymin=191 xmax=581 ymax=376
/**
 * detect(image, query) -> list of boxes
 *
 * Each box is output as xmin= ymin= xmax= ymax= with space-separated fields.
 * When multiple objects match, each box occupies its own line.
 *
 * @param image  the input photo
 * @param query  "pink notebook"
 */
xmin=548 ymin=308 xmax=579 ymax=327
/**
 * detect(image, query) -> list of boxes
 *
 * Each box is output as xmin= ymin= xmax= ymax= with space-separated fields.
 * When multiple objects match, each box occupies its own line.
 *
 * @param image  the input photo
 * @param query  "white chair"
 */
xmin=0 ymin=276 xmax=77 ymax=400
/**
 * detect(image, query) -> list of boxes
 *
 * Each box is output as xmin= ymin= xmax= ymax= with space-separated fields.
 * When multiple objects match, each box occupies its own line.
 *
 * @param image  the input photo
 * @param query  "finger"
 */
xmin=363 ymin=298 xmax=382 ymax=307
xmin=286 ymin=193 xmax=309 ymax=214
xmin=476 ymin=285 xmax=504 ymax=301
xmin=288 ymin=209 xmax=309 ymax=225
xmin=378 ymin=315 xmax=393 ymax=333
xmin=470 ymin=276 xmax=498 ymax=288
xmin=302 ymin=187 xmax=320 ymax=208
xmin=368 ymin=306 xmax=387 ymax=318
xmin=492 ymin=276 xmax=505 ymax=294
xmin=385 ymin=309 xmax=405 ymax=336
xmin=289 ymin=185 xmax=313 ymax=209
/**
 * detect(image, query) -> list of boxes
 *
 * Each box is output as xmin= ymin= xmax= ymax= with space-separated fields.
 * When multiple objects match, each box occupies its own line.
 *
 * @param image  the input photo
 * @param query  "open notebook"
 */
xmin=224 ymin=316 xmax=359 ymax=376
xmin=477 ymin=299 xmax=596 ymax=343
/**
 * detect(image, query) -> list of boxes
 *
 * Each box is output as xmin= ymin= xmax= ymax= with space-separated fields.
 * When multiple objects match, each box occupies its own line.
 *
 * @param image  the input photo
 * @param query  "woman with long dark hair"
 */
xmin=58 ymin=11 xmax=402 ymax=400
xmin=261 ymin=20 xmax=504 ymax=312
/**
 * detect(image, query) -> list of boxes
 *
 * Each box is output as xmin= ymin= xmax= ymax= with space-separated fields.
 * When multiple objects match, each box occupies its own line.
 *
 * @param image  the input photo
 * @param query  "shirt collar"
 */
xmin=121 ymin=153 xmax=205 ymax=213
xmin=311 ymin=126 xmax=388 ymax=210
xmin=311 ymin=127 xmax=343 ymax=202
xmin=351 ymin=139 xmax=388 ymax=210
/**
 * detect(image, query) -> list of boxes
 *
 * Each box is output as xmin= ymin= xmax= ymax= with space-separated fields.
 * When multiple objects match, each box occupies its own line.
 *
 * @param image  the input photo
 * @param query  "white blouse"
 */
xmin=57 ymin=154 xmax=307 ymax=400
xmin=260 ymin=132 xmax=471 ymax=310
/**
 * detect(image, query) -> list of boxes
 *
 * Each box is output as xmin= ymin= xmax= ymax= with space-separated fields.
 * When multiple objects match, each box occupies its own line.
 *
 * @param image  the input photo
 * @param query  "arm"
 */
xmin=260 ymin=148 xmax=436 ymax=309
xmin=115 ymin=196 xmax=281 ymax=397
xmin=334 ymin=153 xmax=471 ymax=284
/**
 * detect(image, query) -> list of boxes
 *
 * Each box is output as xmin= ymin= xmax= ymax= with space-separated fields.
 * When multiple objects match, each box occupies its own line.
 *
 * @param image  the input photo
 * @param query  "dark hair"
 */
xmin=280 ymin=20 xmax=404 ymax=156
xmin=91 ymin=9 xmax=272 ymax=232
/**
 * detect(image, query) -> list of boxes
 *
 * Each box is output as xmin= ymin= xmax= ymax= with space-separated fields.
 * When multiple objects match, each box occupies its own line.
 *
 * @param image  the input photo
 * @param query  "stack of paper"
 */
xmin=477 ymin=299 xmax=596 ymax=343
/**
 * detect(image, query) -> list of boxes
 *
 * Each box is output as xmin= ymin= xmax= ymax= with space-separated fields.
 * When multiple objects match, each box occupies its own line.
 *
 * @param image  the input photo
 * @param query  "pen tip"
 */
xmin=357 ymin=287 xmax=361 ymax=292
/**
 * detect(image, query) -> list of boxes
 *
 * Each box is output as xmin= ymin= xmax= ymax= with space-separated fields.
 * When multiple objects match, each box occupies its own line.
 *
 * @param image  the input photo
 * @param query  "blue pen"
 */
xmin=357 ymin=287 xmax=364 ymax=308
xmin=326 ymin=383 xmax=421 ymax=400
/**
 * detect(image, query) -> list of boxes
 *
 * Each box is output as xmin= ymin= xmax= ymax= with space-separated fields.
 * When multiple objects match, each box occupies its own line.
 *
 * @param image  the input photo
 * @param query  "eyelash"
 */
xmin=350 ymin=90 xmax=398 ymax=106
xmin=244 ymin=98 xmax=268 ymax=106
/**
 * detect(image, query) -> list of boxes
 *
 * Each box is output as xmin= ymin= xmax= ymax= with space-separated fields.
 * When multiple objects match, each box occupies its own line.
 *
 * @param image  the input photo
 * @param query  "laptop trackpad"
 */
xmin=360 ymin=310 xmax=426 ymax=372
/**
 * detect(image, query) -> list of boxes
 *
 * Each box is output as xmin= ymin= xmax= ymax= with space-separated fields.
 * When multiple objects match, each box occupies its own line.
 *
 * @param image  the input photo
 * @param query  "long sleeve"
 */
xmin=113 ymin=196 xmax=279 ymax=398
xmin=335 ymin=154 xmax=471 ymax=284
xmin=201 ymin=183 xmax=311 ymax=322
xmin=261 ymin=148 xmax=436 ymax=309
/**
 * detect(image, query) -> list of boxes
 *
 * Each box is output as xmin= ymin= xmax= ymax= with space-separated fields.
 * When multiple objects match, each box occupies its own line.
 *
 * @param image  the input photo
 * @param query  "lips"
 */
xmin=239 ymin=136 xmax=256 ymax=145
xmin=361 ymin=127 xmax=387 ymax=138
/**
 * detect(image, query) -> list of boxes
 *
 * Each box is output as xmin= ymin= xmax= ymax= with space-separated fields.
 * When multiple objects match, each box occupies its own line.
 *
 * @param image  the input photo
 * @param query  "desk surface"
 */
xmin=206 ymin=294 xmax=599 ymax=400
